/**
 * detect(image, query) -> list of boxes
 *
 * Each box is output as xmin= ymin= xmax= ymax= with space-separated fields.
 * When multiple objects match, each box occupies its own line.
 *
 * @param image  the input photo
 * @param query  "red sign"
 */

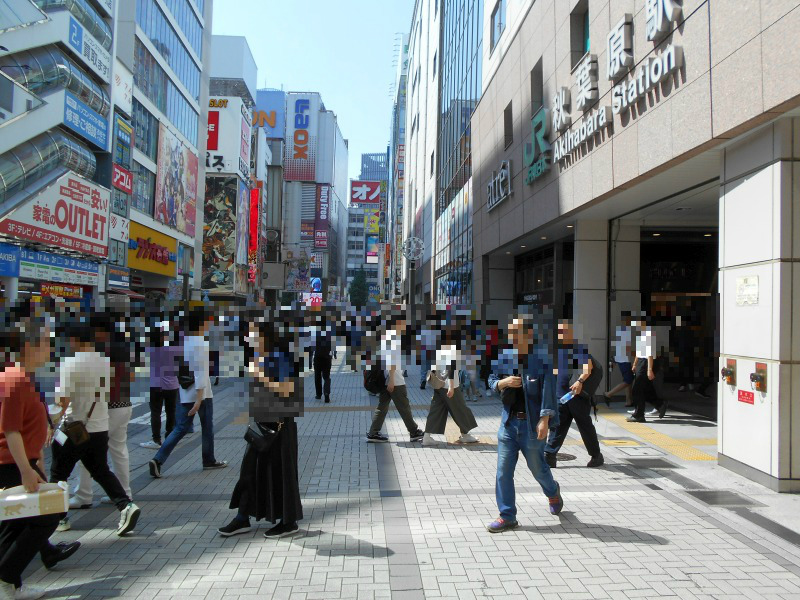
xmin=350 ymin=181 xmax=381 ymax=206
xmin=248 ymin=189 xmax=259 ymax=284
xmin=41 ymin=283 xmax=83 ymax=299
xmin=207 ymin=110 xmax=220 ymax=151
xmin=135 ymin=238 xmax=170 ymax=265
xmin=112 ymin=164 xmax=133 ymax=194
xmin=738 ymin=390 xmax=755 ymax=405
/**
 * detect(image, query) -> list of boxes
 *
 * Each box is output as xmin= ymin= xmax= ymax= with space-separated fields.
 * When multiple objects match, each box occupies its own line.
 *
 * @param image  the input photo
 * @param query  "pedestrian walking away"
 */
xmin=605 ymin=312 xmax=635 ymax=407
xmin=140 ymin=317 xmax=179 ymax=450
xmin=311 ymin=314 xmax=335 ymax=403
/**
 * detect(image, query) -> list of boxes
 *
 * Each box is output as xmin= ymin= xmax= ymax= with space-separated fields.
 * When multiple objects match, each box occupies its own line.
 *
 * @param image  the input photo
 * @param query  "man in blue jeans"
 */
xmin=486 ymin=314 xmax=563 ymax=533
xmin=149 ymin=309 xmax=227 ymax=478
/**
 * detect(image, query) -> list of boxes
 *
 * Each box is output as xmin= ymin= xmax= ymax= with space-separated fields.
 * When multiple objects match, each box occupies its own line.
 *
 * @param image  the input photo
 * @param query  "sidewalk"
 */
xmin=26 ymin=356 xmax=800 ymax=599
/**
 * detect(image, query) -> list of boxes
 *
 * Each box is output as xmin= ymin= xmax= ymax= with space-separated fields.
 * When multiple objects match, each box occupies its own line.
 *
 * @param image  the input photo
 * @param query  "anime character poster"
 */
xmin=235 ymin=179 xmax=250 ymax=266
xmin=201 ymin=176 xmax=237 ymax=294
xmin=284 ymin=251 xmax=311 ymax=292
xmin=154 ymin=123 xmax=198 ymax=237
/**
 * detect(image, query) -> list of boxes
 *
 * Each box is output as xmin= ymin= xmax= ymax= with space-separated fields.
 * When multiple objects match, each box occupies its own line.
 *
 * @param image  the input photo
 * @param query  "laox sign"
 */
xmin=293 ymin=99 xmax=311 ymax=160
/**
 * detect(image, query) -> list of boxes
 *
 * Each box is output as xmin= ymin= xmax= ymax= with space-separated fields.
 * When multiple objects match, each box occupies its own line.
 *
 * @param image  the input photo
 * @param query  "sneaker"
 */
xmin=149 ymin=459 xmax=162 ymax=478
xmin=627 ymin=415 xmax=646 ymax=423
xmin=366 ymin=432 xmax=389 ymax=443
xmin=456 ymin=433 xmax=479 ymax=444
xmin=218 ymin=518 xmax=252 ymax=537
xmin=646 ymin=408 xmax=659 ymax=416
xmin=678 ymin=385 xmax=687 ymax=392
xmin=410 ymin=429 xmax=424 ymax=442
xmin=544 ymin=452 xmax=557 ymax=469
xmin=203 ymin=461 xmax=228 ymax=470
xmin=587 ymin=454 xmax=605 ymax=468
xmin=627 ymin=409 xmax=636 ymax=414
xmin=0 ymin=581 xmax=14 ymax=600
xmin=56 ymin=518 xmax=70 ymax=532
xmin=41 ymin=540 xmax=81 ymax=570
xmin=485 ymin=517 xmax=519 ymax=533
xmin=422 ymin=433 xmax=439 ymax=446
xmin=116 ymin=502 xmax=141 ymax=536
xmin=264 ymin=521 xmax=299 ymax=538
xmin=139 ymin=440 xmax=161 ymax=449
xmin=548 ymin=482 xmax=564 ymax=516
xmin=68 ymin=497 xmax=91 ymax=510
xmin=14 ymin=584 xmax=46 ymax=599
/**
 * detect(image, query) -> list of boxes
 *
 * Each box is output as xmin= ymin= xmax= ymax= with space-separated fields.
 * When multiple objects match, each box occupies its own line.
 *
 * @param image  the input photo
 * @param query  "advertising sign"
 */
xmin=0 ymin=172 xmax=109 ymax=257
xmin=207 ymin=110 xmax=220 ymax=150
xmin=364 ymin=209 xmax=380 ymax=235
xmin=302 ymin=292 xmax=322 ymax=307
xmin=206 ymin=97 xmax=251 ymax=182
xmin=284 ymin=93 xmax=320 ymax=181
xmin=351 ymin=181 xmax=382 ymax=207
xmin=253 ymin=89 xmax=286 ymax=140
xmin=155 ymin=123 xmax=199 ymax=237
xmin=235 ymin=265 xmax=248 ymax=296
xmin=65 ymin=15 xmax=110 ymax=82
xmin=41 ymin=283 xmax=83 ymax=299
xmin=285 ymin=252 xmax=311 ymax=292
xmin=112 ymin=164 xmax=133 ymax=195
xmin=301 ymin=220 xmax=315 ymax=243
xmin=127 ymin=222 xmax=177 ymax=277
xmin=235 ymin=179 xmax=249 ymax=266
xmin=202 ymin=176 xmax=238 ymax=294
xmin=113 ymin=115 xmax=133 ymax=167
xmin=109 ymin=214 xmax=129 ymax=243
xmin=368 ymin=283 xmax=380 ymax=303
xmin=18 ymin=248 xmax=99 ymax=286
xmin=0 ymin=243 xmax=20 ymax=277
xmin=107 ymin=265 xmax=129 ymax=289
xmin=365 ymin=234 xmax=379 ymax=264
xmin=63 ymin=90 xmax=108 ymax=150
xmin=314 ymin=184 xmax=330 ymax=250
xmin=112 ymin=58 xmax=133 ymax=115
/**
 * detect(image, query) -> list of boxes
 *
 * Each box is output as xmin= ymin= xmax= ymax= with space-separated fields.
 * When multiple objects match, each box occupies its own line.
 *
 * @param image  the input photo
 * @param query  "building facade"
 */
xmin=471 ymin=0 xmax=800 ymax=491
xmin=388 ymin=34 xmax=409 ymax=301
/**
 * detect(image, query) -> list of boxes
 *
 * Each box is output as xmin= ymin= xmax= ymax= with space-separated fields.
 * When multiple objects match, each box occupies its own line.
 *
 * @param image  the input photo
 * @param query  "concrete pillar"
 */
xmin=483 ymin=254 xmax=514 ymax=323
xmin=1 ymin=276 xmax=19 ymax=303
xmin=607 ymin=222 xmax=641 ymax=390
xmin=718 ymin=117 xmax=800 ymax=492
xmin=573 ymin=220 xmax=609 ymax=389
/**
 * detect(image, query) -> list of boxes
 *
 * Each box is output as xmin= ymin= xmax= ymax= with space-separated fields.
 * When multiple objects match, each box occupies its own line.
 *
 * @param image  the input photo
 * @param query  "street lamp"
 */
xmin=401 ymin=236 xmax=424 ymax=322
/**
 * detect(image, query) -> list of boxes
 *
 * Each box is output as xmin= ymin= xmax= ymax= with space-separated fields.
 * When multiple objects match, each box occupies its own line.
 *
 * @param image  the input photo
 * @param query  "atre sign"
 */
xmin=486 ymin=161 xmax=512 ymax=212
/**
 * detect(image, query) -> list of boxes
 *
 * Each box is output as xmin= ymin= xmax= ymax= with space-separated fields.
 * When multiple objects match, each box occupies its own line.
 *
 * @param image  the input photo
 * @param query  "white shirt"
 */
xmin=180 ymin=334 xmax=212 ymax=404
xmin=433 ymin=344 xmax=460 ymax=388
xmin=59 ymin=351 xmax=110 ymax=434
xmin=613 ymin=326 xmax=632 ymax=363
xmin=381 ymin=330 xmax=405 ymax=387
xmin=635 ymin=327 xmax=656 ymax=359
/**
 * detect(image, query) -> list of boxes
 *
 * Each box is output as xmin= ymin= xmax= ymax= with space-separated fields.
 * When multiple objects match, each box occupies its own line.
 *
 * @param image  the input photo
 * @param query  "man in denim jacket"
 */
xmin=486 ymin=315 xmax=564 ymax=533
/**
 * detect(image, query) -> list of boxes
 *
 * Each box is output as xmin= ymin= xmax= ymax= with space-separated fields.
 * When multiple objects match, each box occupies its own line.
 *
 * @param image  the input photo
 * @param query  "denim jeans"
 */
xmin=496 ymin=416 xmax=558 ymax=521
xmin=154 ymin=399 xmax=216 ymax=467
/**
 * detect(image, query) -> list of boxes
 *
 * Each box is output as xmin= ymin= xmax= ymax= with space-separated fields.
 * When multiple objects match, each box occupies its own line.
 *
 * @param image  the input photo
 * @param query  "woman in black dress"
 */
xmin=218 ymin=315 xmax=303 ymax=539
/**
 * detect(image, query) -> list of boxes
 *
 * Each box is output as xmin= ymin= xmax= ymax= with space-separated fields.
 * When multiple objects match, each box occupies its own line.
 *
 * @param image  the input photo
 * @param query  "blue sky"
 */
xmin=211 ymin=0 xmax=413 ymax=181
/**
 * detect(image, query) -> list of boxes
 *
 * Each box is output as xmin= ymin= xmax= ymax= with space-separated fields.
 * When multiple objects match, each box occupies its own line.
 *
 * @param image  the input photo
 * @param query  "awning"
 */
xmin=104 ymin=288 xmax=145 ymax=299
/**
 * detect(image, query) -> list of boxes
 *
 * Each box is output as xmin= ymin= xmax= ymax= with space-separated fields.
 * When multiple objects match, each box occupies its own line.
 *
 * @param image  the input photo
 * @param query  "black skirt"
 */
xmin=229 ymin=418 xmax=303 ymax=524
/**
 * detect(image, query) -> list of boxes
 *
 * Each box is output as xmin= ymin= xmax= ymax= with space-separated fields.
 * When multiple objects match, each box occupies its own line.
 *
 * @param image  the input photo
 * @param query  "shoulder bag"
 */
xmin=244 ymin=421 xmax=282 ymax=453
xmin=60 ymin=400 xmax=97 ymax=446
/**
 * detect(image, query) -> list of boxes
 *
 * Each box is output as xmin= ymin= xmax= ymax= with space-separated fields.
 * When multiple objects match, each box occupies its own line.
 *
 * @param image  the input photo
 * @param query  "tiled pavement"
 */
xmin=24 ymin=356 xmax=800 ymax=600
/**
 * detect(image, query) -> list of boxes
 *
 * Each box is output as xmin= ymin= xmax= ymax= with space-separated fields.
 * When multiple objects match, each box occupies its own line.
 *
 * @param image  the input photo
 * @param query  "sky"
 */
xmin=211 ymin=0 xmax=414 ymax=182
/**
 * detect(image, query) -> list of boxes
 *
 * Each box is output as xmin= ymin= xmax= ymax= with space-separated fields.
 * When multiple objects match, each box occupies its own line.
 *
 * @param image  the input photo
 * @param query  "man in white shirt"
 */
xmin=366 ymin=314 xmax=424 ymax=443
xmin=604 ymin=312 xmax=634 ymax=406
xmin=149 ymin=309 xmax=227 ymax=477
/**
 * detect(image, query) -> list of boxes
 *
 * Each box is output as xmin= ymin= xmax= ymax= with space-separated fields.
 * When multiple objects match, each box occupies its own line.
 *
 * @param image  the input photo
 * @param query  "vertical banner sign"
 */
xmin=207 ymin=110 xmax=220 ymax=151
xmin=248 ymin=188 xmax=259 ymax=284
xmin=314 ymin=184 xmax=330 ymax=250
xmin=202 ymin=176 xmax=238 ymax=294
xmin=155 ymin=123 xmax=199 ymax=237
xmin=284 ymin=93 xmax=319 ymax=181
xmin=235 ymin=179 xmax=250 ymax=267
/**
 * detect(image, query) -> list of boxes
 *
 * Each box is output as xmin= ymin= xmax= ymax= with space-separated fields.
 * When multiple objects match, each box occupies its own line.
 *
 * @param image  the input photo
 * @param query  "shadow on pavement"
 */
xmin=517 ymin=511 xmax=670 ymax=545
xmin=295 ymin=529 xmax=394 ymax=558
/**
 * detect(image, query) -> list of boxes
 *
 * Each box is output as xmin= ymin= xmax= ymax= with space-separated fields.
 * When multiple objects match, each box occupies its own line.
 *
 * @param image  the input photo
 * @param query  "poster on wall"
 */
xmin=235 ymin=179 xmax=249 ymax=266
xmin=364 ymin=209 xmax=380 ymax=235
xmin=365 ymin=234 xmax=379 ymax=264
xmin=284 ymin=252 xmax=311 ymax=292
xmin=202 ymin=176 xmax=237 ymax=294
xmin=284 ymin=93 xmax=320 ymax=181
xmin=155 ymin=123 xmax=198 ymax=238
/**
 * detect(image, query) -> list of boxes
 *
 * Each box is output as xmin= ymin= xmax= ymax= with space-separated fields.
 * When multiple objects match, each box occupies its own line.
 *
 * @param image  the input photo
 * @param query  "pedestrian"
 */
xmin=218 ymin=317 xmax=303 ymax=538
xmin=208 ymin=315 xmax=223 ymax=386
xmin=0 ymin=307 xmax=79 ymax=600
xmin=140 ymin=316 xmax=179 ymax=449
xmin=149 ymin=308 xmax=227 ymax=478
xmin=486 ymin=313 xmax=564 ymax=533
xmin=311 ymin=315 xmax=334 ymax=403
xmin=422 ymin=325 xmax=478 ymax=446
xmin=628 ymin=317 xmax=667 ymax=422
xmin=544 ymin=320 xmax=604 ymax=468
xmin=49 ymin=315 xmax=141 ymax=536
xmin=72 ymin=312 xmax=135 ymax=509
xmin=604 ymin=312 xmax=634 ymax=407
xmin=365 ymin=312 xmax=424 ymax=443
xmin=417 ymin=309 xmax=438 ymax=390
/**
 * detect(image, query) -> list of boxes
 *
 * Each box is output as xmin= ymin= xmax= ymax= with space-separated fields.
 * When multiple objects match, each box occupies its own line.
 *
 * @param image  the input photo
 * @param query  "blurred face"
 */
xmin=26 ymin=325 xmax=52 ymax=369
xmin=558 ymin=321 xmax=574 ymax=345
xmin=394 ymin=319 xmax=406 ymax=334
xmin=508 ymin=318 xmax=531 ymax=354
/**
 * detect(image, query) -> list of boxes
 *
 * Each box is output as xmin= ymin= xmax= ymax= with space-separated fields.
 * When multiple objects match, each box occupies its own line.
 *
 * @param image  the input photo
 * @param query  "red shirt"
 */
xmin=0 ymin=366 xmax=49 ymax=464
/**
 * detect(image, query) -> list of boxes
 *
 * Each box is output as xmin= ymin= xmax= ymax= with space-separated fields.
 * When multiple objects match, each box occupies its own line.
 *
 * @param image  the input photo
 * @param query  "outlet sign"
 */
xmin=486 ymin=161 xmax=512 ymax=211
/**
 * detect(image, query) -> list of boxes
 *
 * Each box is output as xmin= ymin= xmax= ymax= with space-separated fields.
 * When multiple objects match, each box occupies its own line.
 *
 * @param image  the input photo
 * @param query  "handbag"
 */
xmin=427 ymin=369 xmax=447 ymax=390
xmin=60 ymin=401 xmax=97 ymax=446
xmin=244 ymin=421 xmax=282 ymax=453
xmin=178 ymin=357 xmax=195 ymax=390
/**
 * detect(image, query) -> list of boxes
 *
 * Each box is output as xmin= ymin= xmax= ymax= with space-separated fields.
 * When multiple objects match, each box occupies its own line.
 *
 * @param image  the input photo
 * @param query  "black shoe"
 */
xmin=315 ymin=395 xmax=322 ymax=400
xmin=324 ymin=396 xmax=330 ymax=403
xmin=659 ymin=401 xmax=669 ymax=419
xmin=366 ymin=432 xmax=389 ymax=443
xmin=41 ymin=541 xmax=81 ymax=570
xmin=410 ymin=429 xmax=424 ymax=442
xmin=149 ymin=459 xmax=162 ymax=478
xmin=213 ymin=377 xmax=219 ymax=386
xmin=403 ymin=370 xmax=408 ymax=377
xmin=587 ymin=454 xmax=605 ymax=468
xmin=420 ymin=382 xmax=426 ymax=390
xmin=602 ymin=393 xmax=611 ymax=408
xmin=264 ymin=522 xmax=299 ymax=538
xmin=544 ymin=452 xmax=557 ymax=468
xmin=218 ymin=518 xmax=252 ymax=537
xmin=203 ymin=461 xmax=228 ymax=470
xmin=627 ymin=415 xmax=646 ymax=423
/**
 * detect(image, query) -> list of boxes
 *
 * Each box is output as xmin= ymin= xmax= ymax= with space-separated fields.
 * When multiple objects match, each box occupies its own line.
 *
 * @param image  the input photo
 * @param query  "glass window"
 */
xmin=131 ymin=161 xmax=156 ymax=215
xmin=163 ymin=0 xmax=203 ymax=58
xmin=490 ymin=0 xmax=505 ymax=51
xmin=132 ymin=99 xmax=159 ymax=161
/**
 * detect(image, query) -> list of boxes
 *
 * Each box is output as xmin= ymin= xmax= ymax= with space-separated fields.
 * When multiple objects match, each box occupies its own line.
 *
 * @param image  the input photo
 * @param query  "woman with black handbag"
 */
xmin=218 ymin=315 xmax=303 ymax=539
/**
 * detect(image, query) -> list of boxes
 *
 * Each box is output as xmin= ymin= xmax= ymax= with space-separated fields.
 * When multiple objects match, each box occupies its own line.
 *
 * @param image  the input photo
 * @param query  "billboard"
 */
xmin=206 ymin=97 xmax=251 ymax=182
xmin=155 ymin=123 xmax=198 ymax=237
xmin=314 ymin=184 xmax=330 ymax=250
xmin=19 ymin=248 xmax=99 ymax=286
xmin=63 ymin=90 xmax=108 ymax=150
xmin=235 ymin=178 xmax=249 ymax=266
xmin=64 ymin=13 xmax=110 ymax=82
xmin=350 ymin=181 xmax=382 ymax=207
xmin=284 ymin=93 xmax=320 ymax=181
xmin=253 ymin=89 xmax=286 ymax=140
xmin=301 ymin=220 xmax=314 ymax=243
xmin=0 ymin=172 xmax=110 ymax=257
xmin=127 ymin=222 xmax=177 ymax=277
xmin=285 ymin=252 xmax=311 ymax=292
xmin=364 ymin=209 xmax=380 ymax=235
xmin=202 ymin=176 xmax=238 ymax=294
xmin=365 ymin=234 xmax=379 ymax=264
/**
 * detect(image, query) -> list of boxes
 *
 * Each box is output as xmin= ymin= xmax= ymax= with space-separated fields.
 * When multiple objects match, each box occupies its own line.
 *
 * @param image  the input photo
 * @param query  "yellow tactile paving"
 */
xmin=599 ymin=410 xmax=717 ymax=461
xmin=676 ymin=438 xmax=718 ymax=446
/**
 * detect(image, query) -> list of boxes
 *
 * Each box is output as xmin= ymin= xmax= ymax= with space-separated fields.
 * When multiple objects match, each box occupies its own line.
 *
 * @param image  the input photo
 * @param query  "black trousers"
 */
xmin=632 ymin=369 xmax=663 ymax=419
xmin=545 ymin=394 xmax=601 ymax=458
xmin=149 ymin=387 xmax=177 ymax=443
xmin=314 ymin=356 xmax=332 ymax=398
xmin=0 ymin=461 xmax=62 ymax=588
xmin=50 ymin=431 xmax=130 ymax=511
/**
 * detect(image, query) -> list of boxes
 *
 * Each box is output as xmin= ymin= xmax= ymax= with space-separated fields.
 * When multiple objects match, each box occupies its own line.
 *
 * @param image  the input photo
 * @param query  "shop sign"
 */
xmin=302 ymin=292 xmax=322 ymax=307
xmin=127 ymin=222 xmax=177 ymax=277
xmin=64 ymin=14 xmax=110 ymax=82
xmin=523 ymin=109 xmax=552 ymax=185
xmin=0 ymin=172 xmax=110 ymax=257
xmin=112 ymin=59 xmax=133 ymax=116
xmin=315 ymin=184 xmax=330 ymax=250
xmin=738 ymin=390 xmax=755 ymax=405
xmin=205 ymin=97 xmax=251 ymax=182
xmin=19 ymin=248 xmax=99 ymax=286
xmin=63 ymin=90 xmax=109 ymax=150
xmin=0 ymin=243 xmax=20 ymax=277
xmin=112 ymin=164 xmax=133 ymax=195
xmin=736 ymin=276 xmax=759 ymax=306
xmin=486 ymin=161 xmax=512 ymax=212
xmin=113 ymin=115 xmax=133 ymax=168
xmin=107 ymin=265 xmax=130 ymax=289
xmin=351 ymin=181 xmax=382 ymax=207
xmin=109 ymin=214 xmax=129 ymax=243
xmin=41 ymin=283 xmax=83 ymax=299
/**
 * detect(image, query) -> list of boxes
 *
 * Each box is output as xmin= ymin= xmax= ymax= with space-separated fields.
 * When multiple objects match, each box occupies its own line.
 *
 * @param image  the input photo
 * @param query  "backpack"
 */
xmin=364 ymin=361 xmax=387 ymax=394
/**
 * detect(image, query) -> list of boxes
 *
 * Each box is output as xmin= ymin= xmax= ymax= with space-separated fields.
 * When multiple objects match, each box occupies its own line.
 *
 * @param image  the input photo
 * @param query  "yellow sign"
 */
xmin=128 ymin=222 xmax=177 ymax=277
xmin=364 ymin=209 xmax=380 ymax=234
